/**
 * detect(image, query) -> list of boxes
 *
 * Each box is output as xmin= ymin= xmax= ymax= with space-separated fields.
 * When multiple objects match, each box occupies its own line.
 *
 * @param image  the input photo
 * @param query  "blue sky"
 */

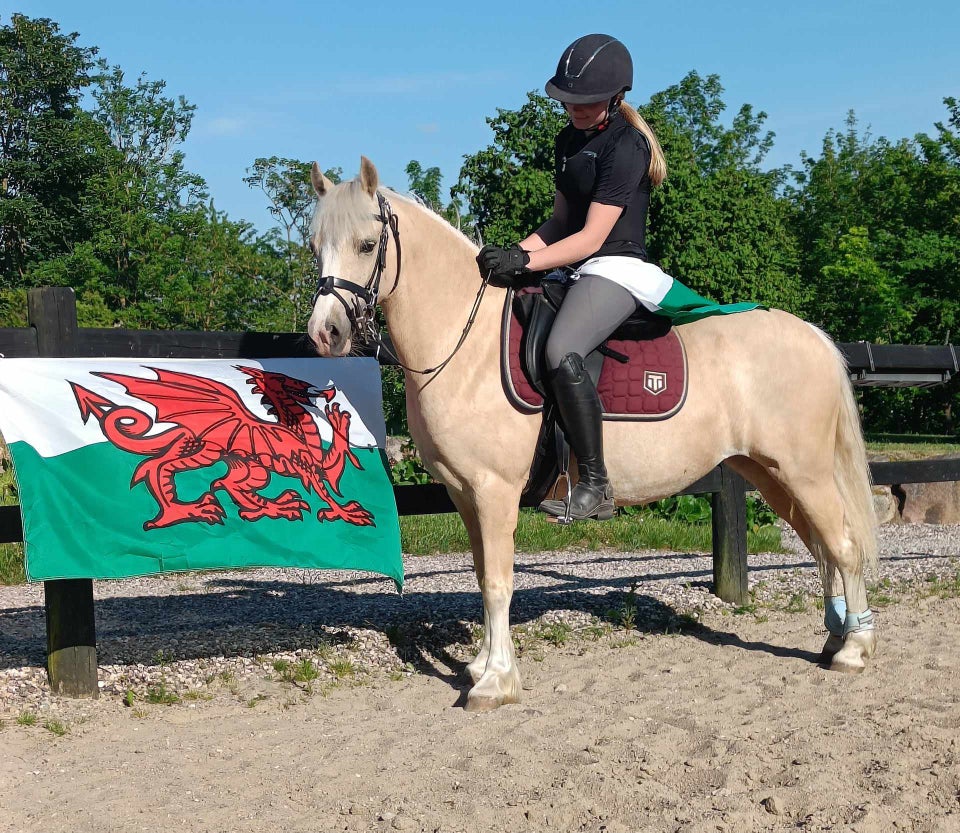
xmin=11 ymin=1 xmax=959 ymax=235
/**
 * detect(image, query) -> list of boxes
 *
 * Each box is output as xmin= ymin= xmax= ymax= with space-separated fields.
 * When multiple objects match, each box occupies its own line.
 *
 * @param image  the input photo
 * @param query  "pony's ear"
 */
xmin=311 ymin=162 xmax=334 ymax=197
xmin=359 ymin=156 xmax=379 ymax=196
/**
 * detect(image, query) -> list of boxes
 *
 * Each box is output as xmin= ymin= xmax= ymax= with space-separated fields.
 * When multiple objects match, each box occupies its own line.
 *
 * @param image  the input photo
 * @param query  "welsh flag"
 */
xmin=0 ymin=357 xmax=403 ymax=588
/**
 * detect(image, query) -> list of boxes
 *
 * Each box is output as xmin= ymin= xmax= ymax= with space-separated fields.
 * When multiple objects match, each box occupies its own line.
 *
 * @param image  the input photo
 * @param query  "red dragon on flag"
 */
xmin=69 ymin=366 xmax=375 ymax=530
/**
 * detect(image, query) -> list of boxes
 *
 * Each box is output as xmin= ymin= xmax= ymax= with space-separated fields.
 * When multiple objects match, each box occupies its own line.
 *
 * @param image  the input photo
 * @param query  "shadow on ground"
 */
xmin=1 ymin=545 xmax=899 ymax=675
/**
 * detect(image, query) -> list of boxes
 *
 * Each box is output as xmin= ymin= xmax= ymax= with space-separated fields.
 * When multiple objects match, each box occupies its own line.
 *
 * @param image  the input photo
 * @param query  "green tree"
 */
xmin=643 ymin=72 xmax=804 ymax=312
xmin=16 ymin=44 xmax=289 ymax=333
xmin=405 ymin=159 xmax=469 ymax=232
xmin=0 ymin=14 xmax=104 ymax=285
xmin=791 ymin=104 xmax=960 ymax=433
xmin=454 ymin=91 xmax=566 ymax=245
xmin=65 ymin=63 xmax=208 ymax=315
xmin=244 ymin=157 xmax=340 ymax=330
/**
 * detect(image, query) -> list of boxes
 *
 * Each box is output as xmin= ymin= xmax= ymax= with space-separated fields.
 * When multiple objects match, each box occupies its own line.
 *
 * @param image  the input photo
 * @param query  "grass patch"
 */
xmin=784 ymin=592 xmax=808 ymax=614
xmin=0 ymin=543 xmax=25 ymax=585
xmin=606 ymin=584 xmax=639 ymax=630
xmin=182 ymin=689 xmax=213 ymax=702
xmin=152 ymin=649 xmax=174 ymax=666
xmin=920 ymin=570 xmax=960 ymax=600
xmin=144 ymin=681 xmax=180 ymax=705
xmin=866 ymin=439 xmax=960 ymax=459
xmin=16 ymin=711 xmax=37 ymax=727
xmin=536 ymin=621 xmax=573 ymax=647
xmin=43 ymin=719 xmax=68 ymax=737
xmin=292 ymin=659 xmax=320 ymax=683
xmin=328 ymin=658 xmax=356 ymax=679
xmin=401 ymin=509 xmax=782 ymax=556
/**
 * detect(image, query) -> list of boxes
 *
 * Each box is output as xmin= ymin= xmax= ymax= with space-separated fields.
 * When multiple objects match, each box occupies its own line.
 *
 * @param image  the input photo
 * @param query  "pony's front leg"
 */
xmin=446 ymin=490 xmax=490 ymax=684
xmin=460 ymin=482 xmax=522 ymax=712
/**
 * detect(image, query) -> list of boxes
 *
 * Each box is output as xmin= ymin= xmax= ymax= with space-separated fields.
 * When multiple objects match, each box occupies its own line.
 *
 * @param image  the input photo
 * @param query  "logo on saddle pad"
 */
xmin=643 ymin=370 xmax=667 ymax=396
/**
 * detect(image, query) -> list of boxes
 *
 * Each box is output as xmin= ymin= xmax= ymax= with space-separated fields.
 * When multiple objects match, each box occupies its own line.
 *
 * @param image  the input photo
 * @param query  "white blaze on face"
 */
xmin=307 ymin=244 xmax=348 ymax=355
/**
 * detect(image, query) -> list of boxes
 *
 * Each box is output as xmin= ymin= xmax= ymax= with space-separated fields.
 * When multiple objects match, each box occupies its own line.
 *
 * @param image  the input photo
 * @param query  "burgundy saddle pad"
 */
xmin=503 ymin=304 xmax=688 ymax=421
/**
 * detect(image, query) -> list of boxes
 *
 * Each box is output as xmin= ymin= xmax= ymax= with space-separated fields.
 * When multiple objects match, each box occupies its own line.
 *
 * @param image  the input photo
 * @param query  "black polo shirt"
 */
xmin=553 ymin=109 xmax=651 ymax=261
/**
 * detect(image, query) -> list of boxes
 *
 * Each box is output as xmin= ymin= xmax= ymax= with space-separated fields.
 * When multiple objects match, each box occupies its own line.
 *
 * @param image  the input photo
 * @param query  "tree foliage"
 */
xmin=405 ymin=159 xmax=469 ymax=233
xmin=0 ymin=15 xmax=104 ymax=283
xmin=644 ymin=72 xmax=804 ymax=312
xmin=790 ymin=105 xmax=960 ymax=432
xmin=243 ymin=157 xmax=337 ymax=330
xmin=453 ymin=92 xmax=566 ymax=245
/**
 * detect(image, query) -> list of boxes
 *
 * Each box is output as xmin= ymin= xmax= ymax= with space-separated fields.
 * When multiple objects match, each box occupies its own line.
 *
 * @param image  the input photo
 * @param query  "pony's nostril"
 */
xmin=329 ymin=324 xmax=340 ymax=341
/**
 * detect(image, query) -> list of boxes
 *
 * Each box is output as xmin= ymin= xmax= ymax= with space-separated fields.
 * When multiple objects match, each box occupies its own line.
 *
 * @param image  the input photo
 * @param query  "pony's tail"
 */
xmin=821 ymin=329 xmax=878 ymax=573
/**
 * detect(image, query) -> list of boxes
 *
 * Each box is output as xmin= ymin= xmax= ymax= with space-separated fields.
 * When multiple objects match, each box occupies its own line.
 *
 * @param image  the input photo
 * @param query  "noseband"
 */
xmin=311 ymin=191 xmax=401 ymax=345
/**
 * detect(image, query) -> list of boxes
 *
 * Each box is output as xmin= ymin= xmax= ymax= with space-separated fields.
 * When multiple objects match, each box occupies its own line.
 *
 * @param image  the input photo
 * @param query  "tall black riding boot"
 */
xmin=539 ymin=352 xmax=615 ymax=521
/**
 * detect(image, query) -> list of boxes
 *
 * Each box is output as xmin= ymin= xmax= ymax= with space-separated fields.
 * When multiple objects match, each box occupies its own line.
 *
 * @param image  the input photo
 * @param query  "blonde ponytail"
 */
xmin=619 ymin=101 xmax=667 ymax=187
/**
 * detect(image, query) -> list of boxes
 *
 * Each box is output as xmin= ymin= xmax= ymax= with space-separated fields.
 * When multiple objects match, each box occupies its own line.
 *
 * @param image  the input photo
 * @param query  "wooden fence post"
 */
xmin=711 ymin=464 xmax=748 ymax=606
xmin=27 ymin=287 xmax=99 ymax=699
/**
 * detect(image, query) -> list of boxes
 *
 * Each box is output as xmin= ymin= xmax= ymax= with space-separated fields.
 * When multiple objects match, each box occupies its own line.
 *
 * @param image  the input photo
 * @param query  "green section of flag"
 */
xmin=657 ymin=279 xmax=765 ymax=325
xmin=11 ymin=440 xmax=402 ymax=588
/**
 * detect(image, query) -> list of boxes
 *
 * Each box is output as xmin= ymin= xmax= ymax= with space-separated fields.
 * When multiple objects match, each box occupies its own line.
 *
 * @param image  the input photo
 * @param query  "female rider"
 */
xmin=477 ymin=33 xmax=670 ymax=521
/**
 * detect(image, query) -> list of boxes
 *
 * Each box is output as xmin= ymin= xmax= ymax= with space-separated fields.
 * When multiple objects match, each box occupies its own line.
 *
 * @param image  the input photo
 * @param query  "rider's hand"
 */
xmin=476 ymin=244 xmax=531 ymax=286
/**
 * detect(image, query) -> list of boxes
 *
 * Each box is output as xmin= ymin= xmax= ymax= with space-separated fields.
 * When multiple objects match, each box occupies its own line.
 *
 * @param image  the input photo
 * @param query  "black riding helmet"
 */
xmin=545 ymin=34 xmax=633 ymax=105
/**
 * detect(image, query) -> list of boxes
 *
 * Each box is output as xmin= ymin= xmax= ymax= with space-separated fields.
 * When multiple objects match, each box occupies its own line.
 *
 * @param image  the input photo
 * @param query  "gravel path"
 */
xmin=2 ymin=523 xmax=959 ymax=714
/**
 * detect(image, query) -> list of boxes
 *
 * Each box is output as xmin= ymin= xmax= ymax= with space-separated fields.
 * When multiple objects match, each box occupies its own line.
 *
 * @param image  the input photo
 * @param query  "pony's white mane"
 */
xmin=389 ymin=190 xmax=478 ymax=250
xmin=310 ymin=180 xmax=477 ymax=251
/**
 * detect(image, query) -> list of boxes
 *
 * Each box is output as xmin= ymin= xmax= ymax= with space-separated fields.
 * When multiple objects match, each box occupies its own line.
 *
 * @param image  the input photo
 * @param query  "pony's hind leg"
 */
xmin=726 ymin=457 xmax=843 ymax=658
xmin=792 ymin=481 xmax=877 ymax=673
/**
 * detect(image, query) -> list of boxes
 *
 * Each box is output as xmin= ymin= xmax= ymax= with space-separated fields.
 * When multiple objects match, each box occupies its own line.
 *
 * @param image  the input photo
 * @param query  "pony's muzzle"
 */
xmin=308 ymin=317 xmax=353 ymax=357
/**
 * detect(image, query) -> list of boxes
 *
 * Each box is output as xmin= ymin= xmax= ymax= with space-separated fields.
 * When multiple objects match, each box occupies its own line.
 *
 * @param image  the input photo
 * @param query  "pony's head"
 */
xmin=306 ymin=156 xmax=397 ymax=356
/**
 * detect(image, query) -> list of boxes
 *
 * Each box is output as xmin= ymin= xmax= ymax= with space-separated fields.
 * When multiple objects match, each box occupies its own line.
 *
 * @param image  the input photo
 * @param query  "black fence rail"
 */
xmin=0 ymin=287 xmax=957 ymax=698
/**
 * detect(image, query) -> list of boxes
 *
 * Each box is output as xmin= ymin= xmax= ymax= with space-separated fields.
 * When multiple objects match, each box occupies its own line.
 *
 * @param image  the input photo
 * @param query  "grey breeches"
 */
xmin=544 ymin=274 xmax=639 ymax=370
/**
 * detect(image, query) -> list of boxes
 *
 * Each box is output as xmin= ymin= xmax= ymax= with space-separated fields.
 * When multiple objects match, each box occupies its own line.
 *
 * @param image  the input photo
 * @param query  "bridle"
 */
xmin=310 ymin=191 xmax=402 ymax=348
xmin=310 ymin=191 xmax=492 ymax=377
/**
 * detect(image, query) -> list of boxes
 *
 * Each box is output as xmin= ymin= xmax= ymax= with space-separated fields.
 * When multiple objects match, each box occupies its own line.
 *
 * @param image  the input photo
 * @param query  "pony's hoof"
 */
xmin=465 ymin=693 xmax=504 ymax=713
xmin=830 ymin=652 xmax=866 ymax=674
xmin=819 ymin=633 xmax=844 ymax=662
xmin=829 ymin=630 xmax=877 ymax=673
xmin=465 ymin=671 xmax=521 ymax=712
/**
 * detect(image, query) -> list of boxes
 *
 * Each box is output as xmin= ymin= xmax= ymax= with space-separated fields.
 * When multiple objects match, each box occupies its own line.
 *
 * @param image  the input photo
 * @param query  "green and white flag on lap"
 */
xmin=569 ymin=256 xmax=764 ymax=324
xmin=0 ymin=357 xmax=402 ymax=587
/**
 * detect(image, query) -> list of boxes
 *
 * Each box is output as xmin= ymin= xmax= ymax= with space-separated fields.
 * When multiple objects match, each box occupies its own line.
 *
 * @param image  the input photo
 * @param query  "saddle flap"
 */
xmin=502 ymin=287 xmax=688 ymax=421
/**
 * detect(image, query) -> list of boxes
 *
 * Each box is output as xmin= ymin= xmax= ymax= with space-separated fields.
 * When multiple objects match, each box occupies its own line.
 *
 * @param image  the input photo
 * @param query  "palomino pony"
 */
xmin=306 ymin=157 xmax=878 ymax=712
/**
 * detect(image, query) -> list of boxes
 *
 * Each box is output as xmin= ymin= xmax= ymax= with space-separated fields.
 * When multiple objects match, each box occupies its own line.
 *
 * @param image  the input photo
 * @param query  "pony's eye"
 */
xmin=358 ymin=239 xmax=377 ymax=254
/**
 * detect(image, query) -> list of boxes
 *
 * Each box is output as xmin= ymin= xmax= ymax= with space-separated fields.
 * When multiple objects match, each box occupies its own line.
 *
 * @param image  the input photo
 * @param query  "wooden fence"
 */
xmin=0 ymin=287 xmax=957 ymax=698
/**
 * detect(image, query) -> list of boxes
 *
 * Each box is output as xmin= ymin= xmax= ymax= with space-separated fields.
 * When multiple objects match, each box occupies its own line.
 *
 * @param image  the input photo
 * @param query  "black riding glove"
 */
xmin=476 ymin=244 xmax=531 ymax=287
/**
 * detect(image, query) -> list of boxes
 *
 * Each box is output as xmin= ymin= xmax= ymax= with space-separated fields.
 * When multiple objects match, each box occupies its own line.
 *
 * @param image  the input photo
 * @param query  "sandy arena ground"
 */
xmin=2 ymin=532 xmax=960 ymax=833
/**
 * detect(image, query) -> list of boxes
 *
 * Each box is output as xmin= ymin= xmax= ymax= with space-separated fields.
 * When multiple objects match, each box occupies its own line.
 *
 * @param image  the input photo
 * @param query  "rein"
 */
xmin=311 ymin=192 xmax=492 ymax=377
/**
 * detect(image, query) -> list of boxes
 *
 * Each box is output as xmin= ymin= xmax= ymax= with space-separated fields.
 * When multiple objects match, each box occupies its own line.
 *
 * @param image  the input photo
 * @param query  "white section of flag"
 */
xmin=572 ymin=256 xmax=675 ymax=311
xmin=0 ymin=357 xmax=385 ymax=458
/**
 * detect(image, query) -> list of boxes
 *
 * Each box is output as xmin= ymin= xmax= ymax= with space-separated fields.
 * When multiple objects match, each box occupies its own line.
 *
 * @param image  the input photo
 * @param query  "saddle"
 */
xmin=501 ymin=282 xmax=689 ymax=506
